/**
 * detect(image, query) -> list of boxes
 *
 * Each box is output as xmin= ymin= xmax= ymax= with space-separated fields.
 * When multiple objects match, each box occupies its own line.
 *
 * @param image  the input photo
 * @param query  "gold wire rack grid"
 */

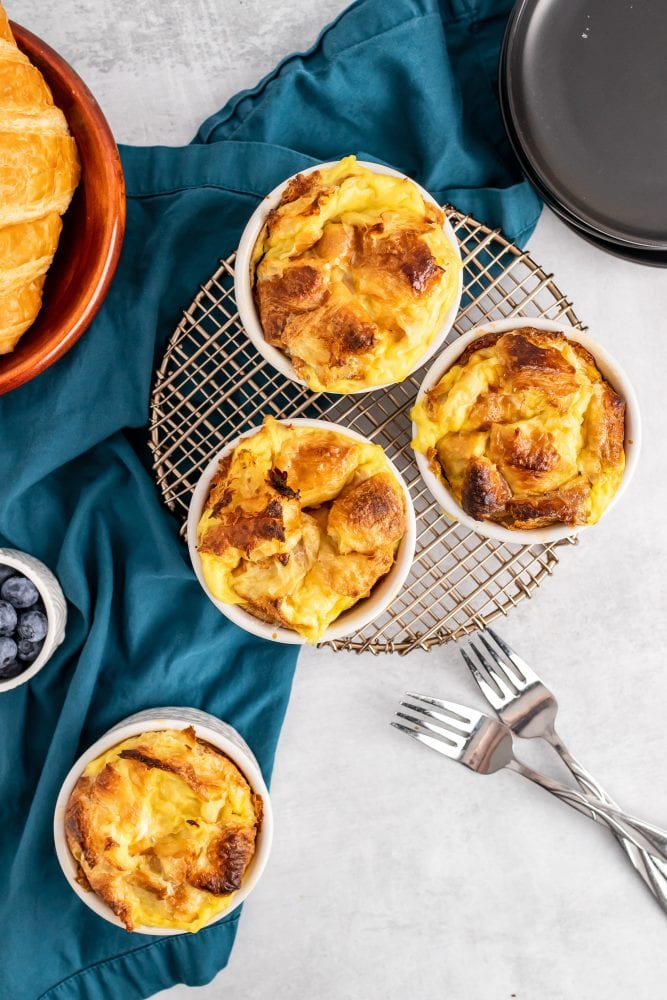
xmin=149 ymin=208 xmax=580 ymax=655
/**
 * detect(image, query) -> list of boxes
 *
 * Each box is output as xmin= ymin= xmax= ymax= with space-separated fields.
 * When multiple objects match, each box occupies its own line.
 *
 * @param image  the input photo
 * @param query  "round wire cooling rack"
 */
xmin=149 ymin=208 xmax=581 ymax=655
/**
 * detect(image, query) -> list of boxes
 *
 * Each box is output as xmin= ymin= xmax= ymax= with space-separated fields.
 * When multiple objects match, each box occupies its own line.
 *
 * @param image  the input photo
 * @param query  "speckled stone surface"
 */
xmin=10 ymin=2 xmax=667 ymax=998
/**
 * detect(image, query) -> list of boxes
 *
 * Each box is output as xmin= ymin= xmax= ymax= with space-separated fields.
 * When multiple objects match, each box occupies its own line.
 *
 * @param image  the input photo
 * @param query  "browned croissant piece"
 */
xmin=412 ymin=327 xmax=626 ymax=530
xmin=0 ymin=5 xmax=80 ymax=354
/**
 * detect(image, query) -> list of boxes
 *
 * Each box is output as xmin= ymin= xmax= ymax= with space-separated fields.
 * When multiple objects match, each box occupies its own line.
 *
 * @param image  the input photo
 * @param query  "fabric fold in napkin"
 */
xmin=0 ymin=1 xmax=540 ymax=997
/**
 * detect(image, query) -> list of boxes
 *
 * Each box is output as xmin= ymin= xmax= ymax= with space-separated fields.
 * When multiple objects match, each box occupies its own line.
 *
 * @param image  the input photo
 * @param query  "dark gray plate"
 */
xmin=500 ymin=75 xmax=667 ymax=266
xmin=502 ymin=0 xmax=667 ymax=250
xmin=565 ymin=219 xmax=667 ymax=267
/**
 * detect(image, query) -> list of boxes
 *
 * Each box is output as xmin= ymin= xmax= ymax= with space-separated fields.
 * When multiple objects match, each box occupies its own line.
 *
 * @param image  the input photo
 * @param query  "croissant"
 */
xmin=0 ymin=5 xmax=80 ymax=354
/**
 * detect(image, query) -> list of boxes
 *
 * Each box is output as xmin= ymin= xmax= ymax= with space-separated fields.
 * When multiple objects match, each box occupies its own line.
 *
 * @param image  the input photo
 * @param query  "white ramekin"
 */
xmin=234 ymin=159 xmax=463 ymax=394
xmin=412 ymin=317 xmax=641 ymax=545
xmin=53 ymin=707 xmax=273 ymax=936
xmin=187 ymin=417 xmax=417 ymax=644
xmin=0 ymin=547 xmax=67 ymax=693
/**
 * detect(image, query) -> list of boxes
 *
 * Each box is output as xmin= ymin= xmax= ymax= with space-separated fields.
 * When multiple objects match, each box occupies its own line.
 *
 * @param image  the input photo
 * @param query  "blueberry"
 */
xmin=0 ymin=636 xmax=18 ymax=678
xmin=17 ymin=609 xmax=48 ymax=642
xmin=17 ymin=638 xmax=42 ymax=663
xmin=0 ymin=658 xmax=25 ymax=680
xmin=0 ymin=564 xmax=15 ymax=585
xmin=0 ymin=600 xmax=17 ymax=636
xmin=1 ymin=575 xmax=39 ymax=609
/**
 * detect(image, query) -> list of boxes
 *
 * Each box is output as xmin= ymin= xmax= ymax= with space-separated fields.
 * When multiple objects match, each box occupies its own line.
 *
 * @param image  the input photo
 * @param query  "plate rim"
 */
xmin=500 ymin=0 xmax=667 ymax=252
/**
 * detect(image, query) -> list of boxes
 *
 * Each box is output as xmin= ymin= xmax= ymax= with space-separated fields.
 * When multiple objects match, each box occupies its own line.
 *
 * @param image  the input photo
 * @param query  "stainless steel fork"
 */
xmin=392 ymin=696 xmax=667 ymax=862
xmin=462 ymin=629 xmax=667 ymax=911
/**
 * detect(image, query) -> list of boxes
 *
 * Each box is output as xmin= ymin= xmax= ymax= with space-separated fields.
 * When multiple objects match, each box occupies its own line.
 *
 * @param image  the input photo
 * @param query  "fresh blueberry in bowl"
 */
xmin=0 ymin=566 xmax=49 ymax=683
xmin=0 ymin=636 xmax=19 ymax=679
xmin=0 ymin=600 xmax=17 ymax=637
xmin=17 ymin=638 xmax=43 ymax=663
xmin=0 ymin=660 xmax=25 ymax=680
xmin=0 ymin=551 xmax=67 ymax=690
xmin=1 ymin=575 xmax=39 ymax=609
xmin=17 ymin=610 xmax=48 ymax=642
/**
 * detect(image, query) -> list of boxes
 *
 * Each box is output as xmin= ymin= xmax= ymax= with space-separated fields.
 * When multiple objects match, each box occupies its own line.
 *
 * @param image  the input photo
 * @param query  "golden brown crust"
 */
xmin=488 ymin=424 xmax=568 ymax=495
xmin=275 ymin=299 xmax=378 ymax=384
xmin=327 ymin=472 xmax=407 ymax=554
xmin=65 ymin=728 xmax=260 ymax=933
xmin=255 ymin=264 xmax=329 ymax=345
xmin=0 ymin=7 xmax=12 ymax=44
xmin=585 ymin=381 xmax=626 ymax=465
xmin=460 ymin=457 xmax=512 ymax=521
xmin=189 ymin=827 xmax=257 ymax=895
xmin=279 ymin=169 xmax=321 ymax=207
xmin=503 ymin=331 xmax=579 ymax=401
xmin=455 ymin=330 xmax=504 ymax=367
xmin=0 ymin=10 xmax=80 ymax=352
xmin=307 ymin=542 xmax=396 ymax=600
xmin=506 ymin=480 xmax=590 ymax=529
xmin=275 ymin=431 xmax=361 ymax=506
xmin=197 ymin=418 xmax=407 ymax=641
xmin=359 ymin=225 xmax=444 ymax=295
xmin=251 ymin=157 xmax=460 ymax=392
xmin=202 ymin=498 xmax=287 ymax=555
xmin=412 ymin=327 xmax=626 ymax=529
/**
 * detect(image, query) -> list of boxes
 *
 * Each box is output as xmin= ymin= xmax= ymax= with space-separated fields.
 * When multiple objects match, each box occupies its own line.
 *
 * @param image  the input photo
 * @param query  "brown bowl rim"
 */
xmin=0 ymin=22 xmax=126 ymax=395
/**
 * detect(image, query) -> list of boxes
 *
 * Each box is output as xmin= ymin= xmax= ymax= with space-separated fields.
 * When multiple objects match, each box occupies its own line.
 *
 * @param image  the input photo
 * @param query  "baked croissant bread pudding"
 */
xmin=197 ymin=417 xmax=408 ymax=642
xmin=251 ymin=156 xmax=461 ymax=393
xmin=65 ymin=727 xmax=262 ymax=933
xmin=411 ymin=327 xmax=626 ymax=530
xmin=0 ymin=5 xmax=80 ymax=354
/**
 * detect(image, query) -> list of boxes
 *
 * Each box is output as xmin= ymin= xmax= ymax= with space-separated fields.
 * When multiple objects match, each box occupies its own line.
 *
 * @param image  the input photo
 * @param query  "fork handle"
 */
xmin=546 ymin=730 xmax=667 ymax=912
xmin=506 ymin=758 xmax=667 ymax=862
xmin=546 ymin=732 xmax=611 ymax=803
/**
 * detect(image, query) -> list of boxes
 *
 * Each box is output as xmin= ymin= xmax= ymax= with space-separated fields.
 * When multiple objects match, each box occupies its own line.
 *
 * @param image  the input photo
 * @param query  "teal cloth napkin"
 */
xmin=0 ymin=1 xmax=540 ymax=998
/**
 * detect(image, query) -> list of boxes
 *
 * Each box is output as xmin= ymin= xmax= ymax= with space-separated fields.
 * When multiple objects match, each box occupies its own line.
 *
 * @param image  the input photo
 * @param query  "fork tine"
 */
xmin=468 ymin=640 xmax=516 ymax=698
xmin=395 ymin=710 xmax=463 ymax=746
xmin=478 ymin=634 xmax=526 ymax=691
xmin=403 ymin=692 xmax=479 ymax=726
xmin=390 ymin=721 xmax=460 ymax=759
xmin=485 ymin=628 xmax=537 ymax=683
xmin=459 ymin=647 xmax=504 ymax=708
xmin=400 ymin=701 xmax=469 ymax=736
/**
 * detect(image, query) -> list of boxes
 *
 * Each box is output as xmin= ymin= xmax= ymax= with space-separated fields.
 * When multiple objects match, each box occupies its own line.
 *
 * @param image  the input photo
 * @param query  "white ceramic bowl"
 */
xmin=234 ymin=159 xmax=463 ymax=394
xmin=412 ymin=317 xmax=641 ymax=545
xmin=0 ymin=547 xmax=67 ymax=692
xmin=187 ymin=417 xmax=417 ymax=644
xmin=53 ymin=706 xmax=273 ymax=936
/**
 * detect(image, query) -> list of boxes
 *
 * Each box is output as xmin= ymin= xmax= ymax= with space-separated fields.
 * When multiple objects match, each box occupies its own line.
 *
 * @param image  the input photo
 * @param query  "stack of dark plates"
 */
xmin=500 ymin=0 xmax=667 ymax=266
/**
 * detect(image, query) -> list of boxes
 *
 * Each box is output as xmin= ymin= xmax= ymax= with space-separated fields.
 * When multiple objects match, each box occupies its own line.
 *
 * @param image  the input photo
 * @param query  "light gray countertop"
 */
xmin=12 ymin=2 xmax=667 ymax=998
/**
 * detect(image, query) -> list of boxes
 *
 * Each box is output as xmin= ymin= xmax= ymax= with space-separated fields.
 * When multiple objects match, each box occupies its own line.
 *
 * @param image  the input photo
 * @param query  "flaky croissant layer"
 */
xmin=0 ymin=5 xmax=80 ymax=354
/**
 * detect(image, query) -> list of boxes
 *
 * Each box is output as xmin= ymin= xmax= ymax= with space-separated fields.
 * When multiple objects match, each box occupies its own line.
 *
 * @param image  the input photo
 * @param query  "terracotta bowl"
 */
xmin=0 ymin=23 xmax=126 ymax=395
